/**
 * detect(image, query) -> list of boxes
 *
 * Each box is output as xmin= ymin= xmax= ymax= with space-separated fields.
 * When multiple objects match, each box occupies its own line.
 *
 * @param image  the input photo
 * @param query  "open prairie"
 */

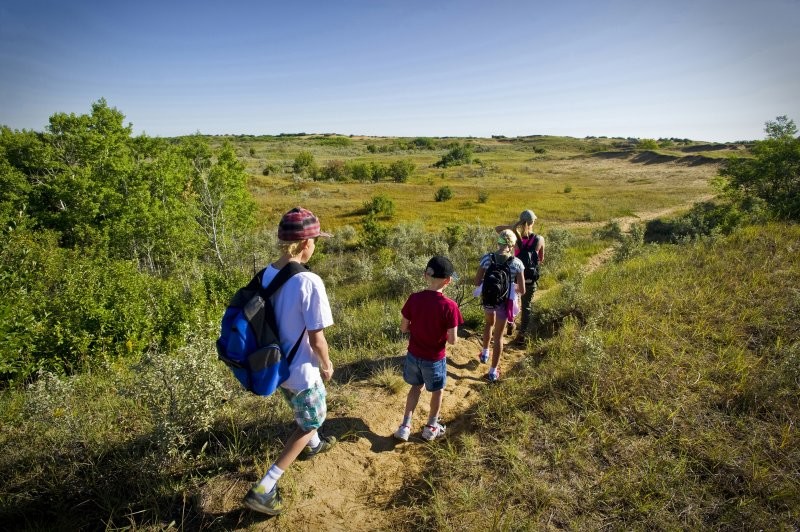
xmin=219 ymin=135 xmax=731 ymax=231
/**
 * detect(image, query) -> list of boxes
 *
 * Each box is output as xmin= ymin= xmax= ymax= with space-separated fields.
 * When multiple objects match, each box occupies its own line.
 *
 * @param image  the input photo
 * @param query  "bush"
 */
xmin=320 ymin=159 xmax=348 ymax=181
xmin=292 ymin=151 xmax=315 ymax=173
xmin=434 ymin=186 xmax=453 ymax=202
xmin=347 ymin=161 xmax=372 ymax=182
xmin=363 ymin=194 xmax=395 ymax=218
xmin=128 ymin=339 xmax=230 ymax=454
xmin=637 ymin=138 xmax=659 ymax=150
xmin=434 ymin=144 xmax=473 ymax=168
xmin=388 ymin=159 xmax=415 ymax=183
xmin=477 ymin=191 xmax=489 ymax=203
xmin=721 ymin=115 xmax=800 ymax=221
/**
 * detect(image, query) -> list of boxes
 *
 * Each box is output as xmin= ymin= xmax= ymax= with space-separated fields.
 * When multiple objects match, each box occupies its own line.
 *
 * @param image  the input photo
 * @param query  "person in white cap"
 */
xmin=495 ymin=209 xmax=545 ymax=338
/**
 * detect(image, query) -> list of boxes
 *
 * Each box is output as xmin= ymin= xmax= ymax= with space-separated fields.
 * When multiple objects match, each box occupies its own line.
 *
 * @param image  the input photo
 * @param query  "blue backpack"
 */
xmin=216 ymin=262 xmax=307 ymax=395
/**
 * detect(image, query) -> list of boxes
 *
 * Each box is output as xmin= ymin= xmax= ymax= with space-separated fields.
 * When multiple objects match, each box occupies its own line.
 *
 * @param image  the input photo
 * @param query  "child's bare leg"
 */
xmin=491 ymin=316 xmax=507 ymax=368
xmin=482 ymin=311 xmax=496 ymax=349
xmin=428 ymin=389 xmax=443 ymax=422
xmin=403 ymin=384 xmax=424 ymax=419
xmin=275 ymin=426 xmax=317 ymax=470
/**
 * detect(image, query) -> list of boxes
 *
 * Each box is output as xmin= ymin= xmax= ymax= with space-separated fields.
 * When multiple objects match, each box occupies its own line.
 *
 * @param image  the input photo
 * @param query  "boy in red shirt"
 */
xmin=394 ymin=256 xmax=464 ymax=442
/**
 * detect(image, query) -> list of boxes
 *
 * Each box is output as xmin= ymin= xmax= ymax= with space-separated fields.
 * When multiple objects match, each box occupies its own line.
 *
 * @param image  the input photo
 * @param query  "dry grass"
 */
xmin=414 ymin=223 xmax=800 ymax=530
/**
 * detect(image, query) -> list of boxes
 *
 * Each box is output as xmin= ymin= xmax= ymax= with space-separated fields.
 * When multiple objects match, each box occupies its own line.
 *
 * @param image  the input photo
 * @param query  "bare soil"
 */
xmin=197 ymin=333 xmax=525 ymax=531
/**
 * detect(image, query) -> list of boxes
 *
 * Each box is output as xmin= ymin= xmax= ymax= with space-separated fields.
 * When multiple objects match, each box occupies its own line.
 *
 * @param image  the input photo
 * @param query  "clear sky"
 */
xmin=1 ymin=0 xmax=798 ymax=142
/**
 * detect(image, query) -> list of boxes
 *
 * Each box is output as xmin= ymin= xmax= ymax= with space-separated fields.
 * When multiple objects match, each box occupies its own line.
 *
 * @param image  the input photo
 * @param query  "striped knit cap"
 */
xmin=278 ymin=207 xmax=332 ymax=241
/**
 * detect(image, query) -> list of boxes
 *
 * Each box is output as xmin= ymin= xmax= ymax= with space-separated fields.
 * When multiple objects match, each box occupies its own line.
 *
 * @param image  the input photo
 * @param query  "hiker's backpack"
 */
xmin=518 ymin=234 xmax=540 ymax=283
xmin=216 ymin=262 xmax=307 ymax=396
xmin=481 ymin=253 xmax=513 ymax=307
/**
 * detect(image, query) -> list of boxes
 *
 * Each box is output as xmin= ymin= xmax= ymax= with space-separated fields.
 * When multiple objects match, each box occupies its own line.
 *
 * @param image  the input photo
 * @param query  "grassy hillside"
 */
xmin=3 ymin=130 xmax=772 ymax=529
xmin=415 ymin=223 xmax=800 ymax=529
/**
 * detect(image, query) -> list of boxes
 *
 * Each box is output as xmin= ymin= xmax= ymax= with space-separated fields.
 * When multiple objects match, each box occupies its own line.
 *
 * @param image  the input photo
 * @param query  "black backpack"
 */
xmin=216 ymin=262 xmax=307 ymax=395
xmin=518 ymin=234 xmax=540 ymax=283
xmin=481 ymin=253 xmax=513 ymax=307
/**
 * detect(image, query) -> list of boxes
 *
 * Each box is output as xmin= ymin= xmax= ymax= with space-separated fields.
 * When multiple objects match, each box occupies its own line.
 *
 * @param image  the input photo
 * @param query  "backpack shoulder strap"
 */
xmin=260 ymin=261 xmax=308 ymax=299
xmin=255 ymin=261 xmax=309 ymax=351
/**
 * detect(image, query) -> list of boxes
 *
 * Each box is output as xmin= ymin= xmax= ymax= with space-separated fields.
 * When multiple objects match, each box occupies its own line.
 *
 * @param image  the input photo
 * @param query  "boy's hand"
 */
xmin=321 ymin=363 xmax=334 ymax=382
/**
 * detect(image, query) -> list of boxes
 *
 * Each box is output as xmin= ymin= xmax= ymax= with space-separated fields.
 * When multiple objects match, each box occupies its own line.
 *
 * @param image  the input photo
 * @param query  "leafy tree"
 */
xmin=721 ymin=115 xmax=800 ymax=220
xmin=29 ymin=99 xmax=134 ymax=251
xmin=181 ymin=137 xmax=255 ymax=265
xmin=0 ymin=129 xmax=33 ymax=228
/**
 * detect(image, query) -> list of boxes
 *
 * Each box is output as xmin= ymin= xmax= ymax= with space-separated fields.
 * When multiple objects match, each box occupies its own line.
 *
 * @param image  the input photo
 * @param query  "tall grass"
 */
xmin=413 ymin=223 xmax=800 ymax=529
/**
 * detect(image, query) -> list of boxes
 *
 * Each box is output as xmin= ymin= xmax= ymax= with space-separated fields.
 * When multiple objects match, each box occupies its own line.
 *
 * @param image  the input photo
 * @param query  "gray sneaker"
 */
xmin=299 ymin=434 xmax=337 ymax=461
xmin=421 ymin=422 xmax=446 ymax=441
xmin=243 ymin=485 xmax=283 ymax=515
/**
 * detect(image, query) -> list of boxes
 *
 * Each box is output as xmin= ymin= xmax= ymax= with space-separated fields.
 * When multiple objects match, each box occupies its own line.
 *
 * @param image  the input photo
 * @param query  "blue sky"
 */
xmin=1 ymin=0 xmax=798 ymax=141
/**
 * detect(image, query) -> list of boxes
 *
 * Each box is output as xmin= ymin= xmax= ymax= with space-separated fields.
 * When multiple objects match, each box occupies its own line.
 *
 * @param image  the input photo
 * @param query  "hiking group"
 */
xmin=221 ymin=206 xmax=542 ymax=516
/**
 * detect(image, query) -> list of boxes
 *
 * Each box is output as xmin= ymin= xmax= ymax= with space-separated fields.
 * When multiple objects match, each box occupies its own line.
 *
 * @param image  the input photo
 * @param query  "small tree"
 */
xmin=721 ymin=115 xmax=800 ymax=221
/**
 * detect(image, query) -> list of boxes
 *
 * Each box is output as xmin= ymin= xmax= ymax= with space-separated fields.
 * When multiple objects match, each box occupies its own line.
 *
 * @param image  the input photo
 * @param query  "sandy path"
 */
xmin=198 ymin=331 xmax=525 ymax=531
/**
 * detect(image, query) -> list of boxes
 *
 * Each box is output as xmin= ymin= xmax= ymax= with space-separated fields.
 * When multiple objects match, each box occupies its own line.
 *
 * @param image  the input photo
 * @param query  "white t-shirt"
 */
xmin=261 ymin=264 xmax=334 ymax=392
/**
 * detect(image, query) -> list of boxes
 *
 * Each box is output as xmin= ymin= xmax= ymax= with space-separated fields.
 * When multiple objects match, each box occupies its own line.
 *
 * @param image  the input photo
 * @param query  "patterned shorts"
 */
xmin=280 ymin=381 xmax=327 ymax=431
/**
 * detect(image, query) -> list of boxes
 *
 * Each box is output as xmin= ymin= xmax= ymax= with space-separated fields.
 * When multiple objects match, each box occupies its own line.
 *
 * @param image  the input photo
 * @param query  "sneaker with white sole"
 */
xmin=478 ymin=351 xmax=489 ymax=364
xmin=421 ymin=422 xmax=446 ymax=441
xmin=486 ymin=369 xmax=501 ymax=383
xmin=299 ymin=434 xmax=336 ymax=460
xmin=393 ymin=424 xmax=411 ymax=441
xmin=243 ymin=484 xmax=283 ymax=515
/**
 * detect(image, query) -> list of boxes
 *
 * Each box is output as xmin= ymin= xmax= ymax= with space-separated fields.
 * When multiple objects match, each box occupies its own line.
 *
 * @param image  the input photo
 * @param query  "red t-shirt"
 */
xmin=401 ymin=290 xmax=464 ymax=361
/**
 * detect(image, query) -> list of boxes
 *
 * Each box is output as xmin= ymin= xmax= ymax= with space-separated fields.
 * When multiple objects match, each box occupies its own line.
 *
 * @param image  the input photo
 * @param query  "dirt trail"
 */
xmin=198 ymin=194 xmax=713 ymax=530
xmin=578 ymin=194 xmax=714 ymax=275
xmin=199 ymin=330 xmax=526 ymax=530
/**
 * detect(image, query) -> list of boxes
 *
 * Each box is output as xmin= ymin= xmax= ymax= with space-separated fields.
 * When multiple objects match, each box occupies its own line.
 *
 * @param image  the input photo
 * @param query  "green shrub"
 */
xmin=292 ymin=151 xmax=315 ymax=173
xmin=434 ymin=143 xmax=473 ymax=168
xmin=434 ymin=186 xmax=453 ymax=202
xmin=320 ymin=159 xmax=348 ymax=181
xmin=388 ymin=159 xmax=415 ymax=183
xmin=721 ymin=115 xmax=800 ymax=221
xmin=637 ymin=138 xmax=659 ymax=150
xmin=363 ymin=194 xmax=395 ymax=218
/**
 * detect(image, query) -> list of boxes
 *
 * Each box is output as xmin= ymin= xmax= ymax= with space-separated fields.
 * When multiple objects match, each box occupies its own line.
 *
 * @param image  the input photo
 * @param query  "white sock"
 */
xmin=427 ymin=415 xmax=438 ymax=426
xmin=481 ymin=348 xmax=490 ymax=357
xmin=308 ymin=431 xmax=321 ymax=449
xmin=257 ymin=464 xmax=284 ymax=493
xmin=489 ymin=366 xmax=499 ymax=377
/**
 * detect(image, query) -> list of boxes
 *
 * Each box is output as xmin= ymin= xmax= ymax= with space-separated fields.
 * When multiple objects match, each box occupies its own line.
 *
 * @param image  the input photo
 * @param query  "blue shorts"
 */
xmin=403 ymin=352 xmax=447 ymax=392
